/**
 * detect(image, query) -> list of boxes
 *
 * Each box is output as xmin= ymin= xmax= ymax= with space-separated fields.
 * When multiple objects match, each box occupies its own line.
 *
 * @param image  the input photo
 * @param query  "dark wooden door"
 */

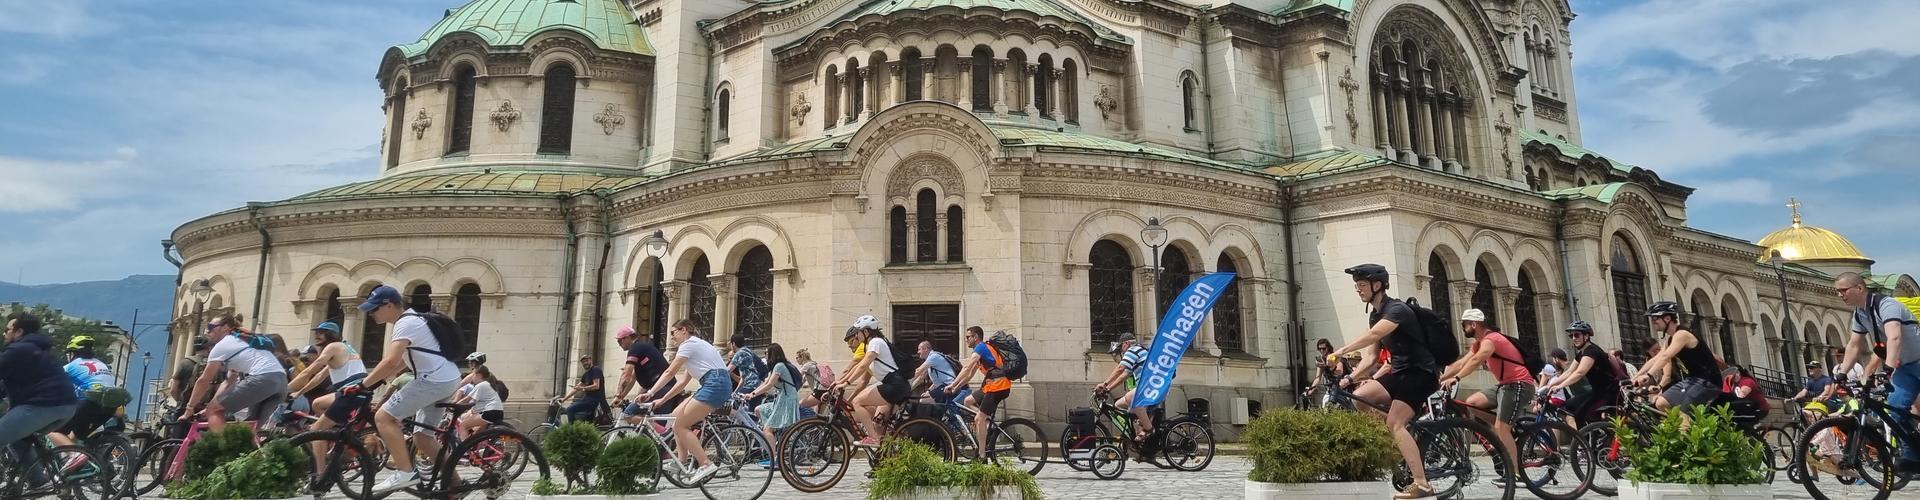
xmin=892 ymin=304 xmax=960 ymax=356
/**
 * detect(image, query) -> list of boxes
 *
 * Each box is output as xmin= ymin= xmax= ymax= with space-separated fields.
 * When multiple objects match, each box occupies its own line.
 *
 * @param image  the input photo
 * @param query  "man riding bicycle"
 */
xmin=1628 ymin=301 xmax=1721 ymax=415
xmin=1326 ymin=264 xmax=1439 ymax=499
xmin=1436 ymin=309 xmax=1529 ymax=476
xmin=1787 ymin=361 xmax=1841 ymax=425
xmin=613 ymin=325 xmax=681 ymax=423
xmin=557 ymin=354 xmax=607 ymax=425
xmin=48 ymin=336 xmax=125 ymax=451
xmin=182 ymin=313 xmax=289 ymax=432
xmin=946 ymin=326 xmax=1011 ymax=461
xmin=347 ymin=284 xmax=466 ymax=493
xmin=835 ymin=315 xmax=909 ymax=448
xmin=1 ymin=313 xmax=81 ymax=483
xmin=1092 ymin=333 xmax=1153 ymax=443
xmin=1540 ymin=321 xmax=1621 ymax=427
xmin=1833 ymin=271 xmax=1920 ymax=472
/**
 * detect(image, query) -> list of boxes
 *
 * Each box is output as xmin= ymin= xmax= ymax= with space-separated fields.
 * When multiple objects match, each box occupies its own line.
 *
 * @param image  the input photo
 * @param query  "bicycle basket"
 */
xmin=904 ymin=402 xmax=946 ymax=420
xmin=1067 ymin=407 xmax=1097 ymax=430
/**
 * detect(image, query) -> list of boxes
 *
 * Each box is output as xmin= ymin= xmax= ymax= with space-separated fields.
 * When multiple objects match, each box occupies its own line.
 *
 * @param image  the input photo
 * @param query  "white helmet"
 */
xmin=466 ymin=351 xmax=488 ymax=365
xmin=850 ymin=314 xmax=881 ymax=331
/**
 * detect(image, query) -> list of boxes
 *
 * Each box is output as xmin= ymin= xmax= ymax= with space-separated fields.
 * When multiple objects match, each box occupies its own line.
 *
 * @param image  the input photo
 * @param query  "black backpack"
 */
xmin=401 ymin=311 xmax=466 ymax=366
xmin=985 ymin=331 xmax=1029 ymax=381
xmin=1402 ymin=298 xmax=1461 ymax=366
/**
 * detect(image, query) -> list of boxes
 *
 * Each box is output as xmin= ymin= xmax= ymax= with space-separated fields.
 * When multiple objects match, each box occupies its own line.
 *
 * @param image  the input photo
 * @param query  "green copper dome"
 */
xmin=395 ymin=0 xmax=651 ymax=58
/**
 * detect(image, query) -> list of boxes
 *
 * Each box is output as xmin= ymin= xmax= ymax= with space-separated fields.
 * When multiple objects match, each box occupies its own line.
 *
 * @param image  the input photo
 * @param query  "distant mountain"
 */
xmin=0 ymin=274 xmax=178 ymax=416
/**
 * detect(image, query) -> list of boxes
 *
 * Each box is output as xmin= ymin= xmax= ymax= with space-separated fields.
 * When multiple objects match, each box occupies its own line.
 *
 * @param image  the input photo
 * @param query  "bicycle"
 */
xmin=1580 ymin=382 xmax=1780 ymax=496
xmin=0 ymin=426 xmax=117 ymax=499
xmin=1793 ymin=374 xmax=1916 ymax=500
xmin=122 ymin=419 xmax=266 ymax=497
xmin=526 ymin=396 xmax=614 ymax=444
xmin=598 ymin=401 xmax=774 ymax=500
xmin=935 ymin=393 xmax=1047 ymax=475
xmin=1057 ymin=390 xmax=1215 ymax=473
xmin=1432 ymin=390 xmax=1592 ymax=500
xmin=774 ymin=387 xmax=956 ymax=493
xmin=318 ymin=400 xmax=549 ymax=500
xmin=1307 ymin=381 xmax=1516 ymax=499
xmin=1769 ymin=397 xmax=1809 ymax=482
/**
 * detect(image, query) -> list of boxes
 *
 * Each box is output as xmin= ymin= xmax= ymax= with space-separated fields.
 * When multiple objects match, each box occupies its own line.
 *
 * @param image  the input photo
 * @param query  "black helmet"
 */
xmin=1344 ymin=264 xmax=1389 ymax=284
xmin=1565 ymin=321 xmax=1594 ymax=334
xmin=192 ymin=335 xmax=211 ymax=351
xmin=1645 ymin=301 xmax=1681 ymax=318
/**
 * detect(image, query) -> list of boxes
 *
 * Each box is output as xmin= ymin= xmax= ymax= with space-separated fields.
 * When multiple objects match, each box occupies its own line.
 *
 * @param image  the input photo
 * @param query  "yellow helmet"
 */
xmin=1802 ymin=401 xmax=1830 ymax=416
xmin=66 ymin=335 xmax=96 ymax=351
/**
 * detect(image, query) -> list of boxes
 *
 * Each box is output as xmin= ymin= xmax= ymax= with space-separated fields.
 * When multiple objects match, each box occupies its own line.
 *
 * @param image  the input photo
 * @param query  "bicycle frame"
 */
xmin=162 ymin=421 xmax=258 ymax=485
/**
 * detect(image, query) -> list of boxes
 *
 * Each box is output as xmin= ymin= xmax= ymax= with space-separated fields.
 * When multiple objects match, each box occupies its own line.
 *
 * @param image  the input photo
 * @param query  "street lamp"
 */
xmin=642 ymin=229 xmax=671 ymax=261
xmin=190 ymin=278 xmax=213 ymax=360
xmin=641 ymin=229 xmax=671 ymax=345
xmin=137 ymin=351 xmax=153 ymax=425
xmin=1769 ymin=250 xmax=1801 ymax=372
xmin=1141 ymin=217 xmax=1168 ymax=331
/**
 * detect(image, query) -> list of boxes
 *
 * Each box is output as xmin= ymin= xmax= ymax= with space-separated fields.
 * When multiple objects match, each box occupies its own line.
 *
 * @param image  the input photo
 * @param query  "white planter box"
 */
xmin=527 ymin=495 xmax=659 ymax=499
xmin=1244 ymin=479 xmax=1395 ymax=499
xmin=878 ymin=486 xmax=1029 ymax=499
xmin=1622 ymin=481 xmax=1771 ymax=500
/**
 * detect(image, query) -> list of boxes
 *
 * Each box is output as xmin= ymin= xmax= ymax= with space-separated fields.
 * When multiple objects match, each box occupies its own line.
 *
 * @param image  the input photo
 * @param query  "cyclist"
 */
xmin=634 ymin=319 xmax=729 ymax=484
xmin=1436 ymin=309 xmax=1529 ymax=475
xmin=1092 ymin=333 xmax=1153 ymax=443
xmin=1326 ymin=263 xmax=1438 ymax=499
xmin=1541 ymin=321 xmax=1621 ymax=427
xmin=945 ymin=326 xmax=1011 ymax=461
xmin=287 ymin=321 xmax=367 ymax=428
xmin=453 ymin=365 xmax=506 ymax=439
xmin=182 ymin=313 xmax=289 ymax=432
xmin=1788 ymin=361 xmax=1839 ymax=425
xmin=835 ymin=315 xmax=908 ymax=448
xmin=726 ymin=334 xmax=766 ymax=405
xmin=1 ymin=313 xmax=81 ymax=479
xmin=1628 ymin=301 xmax=1720 ymax=414
xmin=49 ymin=336 xmax=123 ymax=451
xmin=743 ymin=342 xmax=801 ymax=463
xmin=1833 ymin=271 xmax=1920 ymax=472
xmin=913 ymin=340 xmax=961 ymax=406
xmin=613 ymin=326 xmax=681 ymax=423
xmin=556 ymin=354 xmax=606 ymax=425
xmin=350 ymin=284 xmax=466 ymax=493
xmin=1717 ymin=365 xmax=1769 ymax=433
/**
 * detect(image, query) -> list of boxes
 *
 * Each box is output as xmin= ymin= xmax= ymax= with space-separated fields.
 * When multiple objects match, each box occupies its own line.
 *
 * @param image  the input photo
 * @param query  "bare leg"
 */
xmin=1387 ymin=400 xmax=1427 ymax=487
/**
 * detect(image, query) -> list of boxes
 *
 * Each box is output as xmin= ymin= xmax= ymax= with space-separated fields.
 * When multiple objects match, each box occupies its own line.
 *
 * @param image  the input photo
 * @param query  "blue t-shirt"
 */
xmin=579 ymin=366 xmax=605 ymax=401
xmin=973 ymin=343 xmax=999 ymax=368
xmin=925 ymin=351 xmax=957 ymax=388
xmin=1804 ymin=375 xmax=1833 ymax=398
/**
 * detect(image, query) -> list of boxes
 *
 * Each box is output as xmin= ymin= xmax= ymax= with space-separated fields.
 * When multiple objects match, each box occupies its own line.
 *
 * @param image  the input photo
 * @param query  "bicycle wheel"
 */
xmin=1765 ymin=425 xmax=1799 ymax=472
xmin=868 ymin=417 xmax=956 ymax=470
xmin=26 ymin=445 xmax=116 ymax=499
xmin=1516 ymin=420 xmax=1591 ymax=500
xmin=776 ymin=418 xmax=847 ymax=493
xmin=526 ymin=422 xmax=556 ymax=445
xmin=695 ymin=424 xmax=772 ymax=500
xmin=83 ymin=434 xmax=135 ymax=489
xmin=1157 ymin=417 xmax=1215 ymax=472
xmin=1576 ymin=421 xmax=1623 ymax=497
xmin=443 ymin=427 xmax=551 ymax=500
xmin=1401 ymin=418 xmax=1515 ymax=500
xmin=1796 ymin=417 xmax=1896 ymax=500
xmin=989 ymin=418 xmax=1047 ymax=475
xmin=1089 ymin=444 xmax=1126 ymax=480
xmin=124 ymin=437 xmax=183 ymax=497
xmin=286 ymin=430 xmax=376 ymax=500
xmin=1058 ymin=422 xmax=1115 ymax=472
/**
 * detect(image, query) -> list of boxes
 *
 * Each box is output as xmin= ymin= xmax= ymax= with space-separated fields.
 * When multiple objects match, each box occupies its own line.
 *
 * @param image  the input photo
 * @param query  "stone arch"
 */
xmin=525 ymin=31 xmax=597 ymax=78
xmin=1355 ymin=0 xmax=1511 ymax=90
xmin=1466 ymin=229 xmax=1514 ymax=268
xmin=1416 ymin=221 xmax=1471 ymax=275
xmin=1471 ymin=252 xmax=1509 ymax=287
xmin=1511 ymin=238 xmax=1559 ymax=291
xmin=885 ymin=152 xmax=968 ymax=202
xmin=1063 ymin=209 xmax=1150 ymax=269
xmin=442 ymin=257 xmax=506 ymax=293
xmin=664 ymin=224 xmax=720 ymax=281
xmin=297 ymin=262 xmax=355 ymax=301
xmin=1205 ymin=224 xmax=1269 ymax=280
xmin=715 ymin=215 xmax=800 ymax=274
xmin=434 ymin=40 xmax=492 ymax=81
xmin=849 ymin=102 xmax=998 ymax=185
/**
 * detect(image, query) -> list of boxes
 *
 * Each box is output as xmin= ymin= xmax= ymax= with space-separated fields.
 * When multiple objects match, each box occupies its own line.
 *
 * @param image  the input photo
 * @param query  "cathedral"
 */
xmin=167 ymin=0 xmax=1915 ymax=432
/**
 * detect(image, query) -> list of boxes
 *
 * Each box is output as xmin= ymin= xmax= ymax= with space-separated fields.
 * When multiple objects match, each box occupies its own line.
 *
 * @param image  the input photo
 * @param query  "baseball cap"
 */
xmin=616 ymin=325 xmax=638 ymax=340
xmin=1108 ymin=333 xmax=1137 ymax=353
xmin=312 ymin=322 xmax=341 ymax=334
xmin=1460 ymin=309 xmax=1486 ymax=322
xmin=357 ymin=285 xmax=402 ymax=313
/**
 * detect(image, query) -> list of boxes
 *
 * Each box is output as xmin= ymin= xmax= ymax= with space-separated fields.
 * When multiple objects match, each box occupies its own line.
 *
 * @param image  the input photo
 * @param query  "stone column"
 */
xmin=710 ymin=274 xmax=737 ymax=341
xmin=838 ymin=73 xmax=854 ymax=124
xmin=1453 ymin=102 xmax=1470 ymax=169
xmin=858 ymin=67 xmax=874 ymax=121
xmin=1372 ymin=72 xmax=1391 ymax=152
xmin=663 ymin=280 xmax=689 ymax=332
xmin=1049 ymin=67 xmax=1065 ymax=120
xmin=1495 ymin=287 xmax=1524 ymax=336
xmin=1433 ymin=94 xmax=1453 ymax=169
xmin=992 ymin=60 xmax=1009 ymax=116
xmin=957 ymin=62 xmax=974 ymax=110
xmin=828 ymin=71 xmax=844 ymax=127
xmin=920 ymin=60 xmax=935 ymax=102
xmin=1417 ymin=84 xmax=1438 ymax=168
xmin=935 ymin=213 xmax=949 ymax=263
xmin=1023 ymin=63 xmax=1041 ymax=117
xmin=889 ymin=61 xmax=905 ymax=106
xmin=1137 ymin=268 xmax=1161 ymax=338
xmin=904 ymin=210 xmax=918 ymax=262
xmin=1451 ymin=281 xmax=1481 ymax=319
xmin=1393 ymin=79 xmax=1415 ymax=163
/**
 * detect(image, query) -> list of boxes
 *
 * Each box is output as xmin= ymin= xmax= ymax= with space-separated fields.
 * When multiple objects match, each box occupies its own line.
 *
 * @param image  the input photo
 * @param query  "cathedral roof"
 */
xmin=1540 ymin=182 xmax=1627 ymax=203
xmin=1521 ymin=129 xmax=1635 ymax=174
xmin=394 ymin=0 xmax=651 ymax=58
xmin=1262 ymin=149 xmax=1391 ymax=178
xmin=286 ymin=169 xmax=644 ymax=203
xmin=826 ymin=0 xmax=1128 ymax=43
xmin=1757 ymin=222 xmax=1870 ymax=264
xmin=1277 ymin=0 xmax=1357 ymax=15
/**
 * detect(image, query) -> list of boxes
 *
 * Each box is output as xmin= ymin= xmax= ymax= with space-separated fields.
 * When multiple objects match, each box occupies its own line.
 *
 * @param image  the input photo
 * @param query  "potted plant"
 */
xmin=1242 ymin=408 xmax=1397 ymax=499
xmin=530 ymin=421 xmax=605 ymax=496
xmin=867 ymin=439 xmax=1042 ymax=499
xmin=1616 ymin=405 xmax=1770 ymax=500
xmin=164 ymin=436 xmax=311 ymax=499
xmin=530 ymin=425 xmax=660 ymax=499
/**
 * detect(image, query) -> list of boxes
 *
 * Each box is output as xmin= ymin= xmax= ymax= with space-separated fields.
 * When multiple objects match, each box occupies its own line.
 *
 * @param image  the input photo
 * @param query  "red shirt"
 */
xmin=1469 ymin=332 xmax=1532 ymax=385
xmin=1722 ymin=375 xmax=1770 ymax=413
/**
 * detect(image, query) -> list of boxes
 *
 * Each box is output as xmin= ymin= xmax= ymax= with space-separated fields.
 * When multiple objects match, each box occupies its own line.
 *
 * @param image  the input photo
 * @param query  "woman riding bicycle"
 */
xmin=633 ymin=319 xmax=730 ymax=485
xmin=742 ymin=342 xmax=801 ymax=462
xmin=834 ymin=315 xmax=910 ymax=448
xmin=453 ymin=364 xmax=507 ymax=439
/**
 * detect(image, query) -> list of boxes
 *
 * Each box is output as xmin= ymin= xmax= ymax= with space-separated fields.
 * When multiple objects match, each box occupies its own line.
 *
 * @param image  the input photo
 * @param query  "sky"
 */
xmin=0 ymin=0 xmax=1915 ymax=285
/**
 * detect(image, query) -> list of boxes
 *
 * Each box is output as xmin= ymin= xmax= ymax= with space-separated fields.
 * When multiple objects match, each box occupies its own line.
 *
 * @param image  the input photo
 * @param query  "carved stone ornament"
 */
xmin=1093 ymin=85 xmax=1118 ymax=120
xmin=490 ymin=99 xmax=521 ymax=132
xmin=410 ymin=109 xmax=432 ymax=139
xmin=594 ymin=103 xmax=625 ymax=135
xmin=1338 ymin=67 xmax=1361 ymax=141
xmin=791 ymin=94 xmax=812 ymax=125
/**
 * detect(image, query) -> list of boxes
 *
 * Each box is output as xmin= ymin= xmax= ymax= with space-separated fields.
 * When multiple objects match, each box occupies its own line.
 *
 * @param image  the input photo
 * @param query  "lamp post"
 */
xmin=137 ymin=351 xmax=152 ymax=425
xmin=190 ymin=278 xmax=212 ymax=362
xmin=641 ymin=230 xmax=671 ymax=346
xmin=1769 ymin=250 xmax=1801 ymax=372
xmin=1140 ymin=217 xmax=1168 ymax=332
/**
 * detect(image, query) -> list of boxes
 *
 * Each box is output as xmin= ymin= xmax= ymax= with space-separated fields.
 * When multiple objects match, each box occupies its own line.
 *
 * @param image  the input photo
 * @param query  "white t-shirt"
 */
xmin=866 ymin=337 xmax=897 ymax=381
xmin=468 ymin=381 xmax=504 ymax=412
xmin=675 ymin=336 xmax=727 ymax=380
xmin=394 ymin=314 xmax=460 ymax=384
xmin=208 ymin=335 xmax=287 ymax=376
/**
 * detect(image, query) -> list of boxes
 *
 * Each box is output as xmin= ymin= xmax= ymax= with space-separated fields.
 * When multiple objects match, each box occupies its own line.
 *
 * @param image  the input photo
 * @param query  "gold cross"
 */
xmin=1787 ymin=197 xmax=1802 ymax=225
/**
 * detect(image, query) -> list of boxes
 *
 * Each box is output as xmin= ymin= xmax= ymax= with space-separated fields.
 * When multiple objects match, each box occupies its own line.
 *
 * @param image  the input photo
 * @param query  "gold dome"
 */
xmin=1756 ymin=198 xmax=1870 ymax=263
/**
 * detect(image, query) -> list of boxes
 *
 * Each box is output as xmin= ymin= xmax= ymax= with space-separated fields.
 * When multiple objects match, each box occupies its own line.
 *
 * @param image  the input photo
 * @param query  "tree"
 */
xmin=4 ymin=303 xmax=126 ymax=364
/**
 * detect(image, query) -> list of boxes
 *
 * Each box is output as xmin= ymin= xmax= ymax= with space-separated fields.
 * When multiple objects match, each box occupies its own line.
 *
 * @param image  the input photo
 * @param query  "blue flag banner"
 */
xmin=1131 ymin=272 xmax=1237 ymax=409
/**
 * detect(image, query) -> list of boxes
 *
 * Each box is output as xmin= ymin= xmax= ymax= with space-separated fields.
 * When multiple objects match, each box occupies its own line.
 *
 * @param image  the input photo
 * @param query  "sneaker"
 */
xmin=1393 ymin=483 xmax=1436 ymax=499
xmin=756 ymin=459 xmax=774 ymax=470
xmin=689 ymin=463 xmax=721 ymax=485
xmin=60 ymin=454 xmax=88 ymax=473
xmin=373 ymin=470 xmax=421 ymax=493
xmin=663 ymin=459 xmax=684 ymax=477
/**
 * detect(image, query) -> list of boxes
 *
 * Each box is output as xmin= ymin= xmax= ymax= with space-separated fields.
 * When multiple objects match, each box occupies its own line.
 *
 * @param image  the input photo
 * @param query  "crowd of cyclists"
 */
xmin=2 ymin=263 xmax=1912 ymax=498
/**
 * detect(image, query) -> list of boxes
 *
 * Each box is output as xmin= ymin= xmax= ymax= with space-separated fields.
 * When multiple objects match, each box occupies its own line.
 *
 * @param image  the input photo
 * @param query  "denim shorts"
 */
xmin=692 ymin=370 xmax=734 ymax=408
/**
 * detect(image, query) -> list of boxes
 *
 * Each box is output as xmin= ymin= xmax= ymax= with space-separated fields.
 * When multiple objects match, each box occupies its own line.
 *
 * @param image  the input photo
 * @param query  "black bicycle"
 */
xmin=1792 ymin=374 xmax=1915 ymax=500
xmin=1313 ymin=381 xmax=1516 ymax=500
xmin=0 ymin=428 xmax=117 ymax=498
xmin=292 ymin=399 xmax=550 ymax=500
xmin=1057 ymin=390 xmax=1215 ymax=473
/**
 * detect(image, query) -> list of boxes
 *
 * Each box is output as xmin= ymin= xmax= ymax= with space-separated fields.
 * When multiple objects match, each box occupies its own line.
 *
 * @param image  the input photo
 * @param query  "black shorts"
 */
xmin=480 ymin=410 xmax=505 ymax=424
xmin=59 ymin=401 xmax=111 ymax=437
xmin=976 ymin=390 xmax=1008 ymax=418
xmin=878 ymin=375 xmax=912 ymax=405
xmin=325 ymin=391 xmax=373 ymax=423
xmin=1377 ymin=368 xmax=1439 ymax=408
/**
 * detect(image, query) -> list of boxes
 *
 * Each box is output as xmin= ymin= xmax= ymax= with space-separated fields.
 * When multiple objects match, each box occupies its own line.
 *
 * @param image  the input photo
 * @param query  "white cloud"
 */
xmin=1689 ymin=178 xmax=1775 ymax=205
xmin=1576 ymin=0 xmax=1920 ymax=69
xmin=0 ymin=54 xmax=55 ymax=84
xmin=0 ymin=0 xmax=105 ymax=38
xmin=0 ymin=150 xmax=139 ymax=213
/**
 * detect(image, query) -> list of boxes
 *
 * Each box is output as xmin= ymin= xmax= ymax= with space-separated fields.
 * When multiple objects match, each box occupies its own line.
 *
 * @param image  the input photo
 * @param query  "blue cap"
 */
xmin=312 ymin=322 xmax=341 ymax=334
xmin=358 ymin=285 xmax=402 ymax=313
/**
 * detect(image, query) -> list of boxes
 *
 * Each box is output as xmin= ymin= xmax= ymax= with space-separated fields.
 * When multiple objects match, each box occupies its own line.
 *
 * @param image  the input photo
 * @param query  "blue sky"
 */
xmin=1 ymin=0 xmax=1915 ymax=286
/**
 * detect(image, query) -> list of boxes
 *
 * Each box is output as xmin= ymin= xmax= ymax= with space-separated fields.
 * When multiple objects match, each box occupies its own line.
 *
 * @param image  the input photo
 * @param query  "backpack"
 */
xmin=400 ymin=311 xmax=466 ymax=365
xmin=814 ymin=363 xmax=837 ymax=388
xmin=1401 ymin=298 xmax=1461 ymax=366
xmin=220 ymin=332 xmax=277 ymax=363
xmin=1484 ymin=332 xmax=1538 ymax=379
xmin=1607 ymin=354 xmax=1630 ymax=382
xmin=932 ymin=351 xmax=961 ymax=380
xmin=984 ymin=331 xmax=1028 ymax=381
xmin=776 ymin=361 xmax=801 ymax=390
xmin=736 ymin=348 xmax=770 ymax=381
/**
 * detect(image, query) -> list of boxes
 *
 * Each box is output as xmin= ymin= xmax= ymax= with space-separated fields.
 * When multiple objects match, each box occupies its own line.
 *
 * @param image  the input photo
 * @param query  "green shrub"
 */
xmin=183 ymin=425 xmax=258 ymax=480
xmin=543 ymin=421 xmax=603 ymax=491
xmin=1618 ymin=404 xmax=1767 ymax=485
xmin=167 ymin=438 xmax=311 ymax=499
xmin=530 ymin=478 xmax=562 ymax=496
xmin=1244 ymin=408 xmax=1396 ymax=483
xmin=596 ymin=437 xmax=660 ymax=495
xmin=867 ymin=439 xmax=1042 ymax=499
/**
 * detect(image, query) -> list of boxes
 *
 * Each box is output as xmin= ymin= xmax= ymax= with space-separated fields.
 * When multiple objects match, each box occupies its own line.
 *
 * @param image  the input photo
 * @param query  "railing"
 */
xmin=1749 ymin=364 xmax=1797 ymax=399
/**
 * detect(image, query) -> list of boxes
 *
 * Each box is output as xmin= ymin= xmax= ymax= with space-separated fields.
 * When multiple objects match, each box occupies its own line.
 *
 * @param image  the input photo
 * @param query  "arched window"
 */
xmin=716 ymin=87 xmax=731 ymax=140
xmin=409 ymin=284 xmax=433 ymax=313
xmin=360 ymin=284 xmax=385 ymax=364
xmin=1427 ymin=253 xmax=1454 ymax=324
xmin=889 ymin=206 xmax=908 ymax=264
xmin=539 ymin=63 xmax=577 ymax=154
xmin=447 ymin=65 xmax=477 ymax=155
xmin=946 ymin=205 xmax=964 ymax=262
xmin=1214 ymin=252 xmax=1245 ymax=354
xmin=824 ymin=64 xmax=840 ymax=127
xmin=1515 ymin=269 xmax=1543 ymax=361
xmin=386 ymin=77 xmax=409 ymax=169
xmin=636 ymin=259 xmax=667 ymax=346
xmin=1035 ymin=54 xmax=1052 ymax=116
xmin=734 ymin=246 xmax=774 ymax=348
xmin=1006 ymin=49 xmax=1028 ymax=114
xmin=454 ymin=283 xmax=481 ymax=359
xmin=1368 ymin=12 xmax=1477 ymax=170
xmin=1062 ymin=59 xmax=1080 ymax=123
xmin=1181 ymin=72 xmax=1200 ymax=131
xmin=970 ymin=47 xmax=993 ymax=112
xmin=1719 ymin=302 xmax=1738 ymax=364
xmin=847 ymin=59 xmax=864 ymax=122
xmin=1156 ymin=246 xmax=1193 ymax=323
xmin=1688 ymin=293 xmax=1711 ymax=343
xmin=915 ymin=189 xmax=937 ymax=262
xmin=1611 ymin=234 xmax=1652 ymax=363
xmin=1088 ymin=240 xmax=1135 ymax=349
xmin=323 ymin=288 xmax=344 ymax=327
xmin=903 ymin=48 xmax=924 ymax=101
xmin=1472 ymin=261 xmax=1497 ymax=323
xmin=688 ymin=255 xmax=716 ymax=336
